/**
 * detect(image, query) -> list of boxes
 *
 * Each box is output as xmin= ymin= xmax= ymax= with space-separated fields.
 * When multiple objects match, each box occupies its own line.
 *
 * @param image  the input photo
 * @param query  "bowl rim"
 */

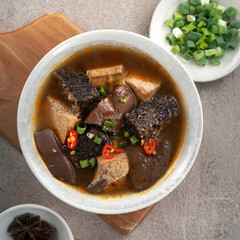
xmin=17 ymin=29 xmax=203 ymax=214
xmin=149 ymin=0 xmax=240 ymax=82
xmin=0 ymin=204 xmax=74 ymax=240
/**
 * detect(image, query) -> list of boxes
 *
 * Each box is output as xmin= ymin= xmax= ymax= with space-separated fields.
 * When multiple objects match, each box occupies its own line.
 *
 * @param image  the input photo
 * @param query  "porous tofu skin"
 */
xmin=87 ymin=65 xmax=126 ymax=93
xmin=92 ymin=152 xmax=129 ymax=185
xmin=126 ymin=76 xmax=161 ymax=102
xmin=46 ymin=96 xmax=79 ymax=144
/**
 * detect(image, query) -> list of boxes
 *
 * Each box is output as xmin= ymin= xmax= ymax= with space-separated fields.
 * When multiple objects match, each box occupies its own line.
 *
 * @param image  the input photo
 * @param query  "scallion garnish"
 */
xmin=98 ymin=87 xmax=106 ymax=96
xmin=121 ymin=130 xmax=130 ymax=139
xmin=79 ymin=160 xmax=90 ymax=168
xmin=102 ymin=120 xmax=115 ymax=132
xmin=93 ymin=135 xmax=102 ymax=145
xmin=89 ymin=157 xmax=97 ymax=168
xmin=130 ymin=136 xmax=139 ymax=145
xmin=165 ymin=0 xmax=240 ymax=66
xmin=76 ymin=122 xmax=87 ymax=135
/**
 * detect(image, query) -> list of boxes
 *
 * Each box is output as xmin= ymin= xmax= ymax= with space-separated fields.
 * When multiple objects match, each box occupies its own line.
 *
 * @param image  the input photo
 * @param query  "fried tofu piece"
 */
xmin=46 ymin=96 xmax=79 ymax=144
xmin=126 ymin=76 xmax=161 ymax=102
xmin=87 ymin=152 xmax=129 ymax=193
xmin=87 ymin=65 xmax=126 ymax=93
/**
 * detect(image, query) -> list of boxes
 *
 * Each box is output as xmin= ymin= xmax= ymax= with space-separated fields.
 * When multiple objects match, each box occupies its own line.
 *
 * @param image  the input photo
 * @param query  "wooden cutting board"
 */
xmin=0 ymin=12 xmax=155 ymax=234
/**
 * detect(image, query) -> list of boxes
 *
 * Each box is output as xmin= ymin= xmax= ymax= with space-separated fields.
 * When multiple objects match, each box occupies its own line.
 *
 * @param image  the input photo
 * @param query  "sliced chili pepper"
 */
xmin=105 ymin=111 xmax=114 ymax=116
xmin=102 ymin=144 xmax=123 ymax=159
xmin=67 ymin=130 xmax=78 ymax=149
xmin=143 ymin=139 xmax=157 ymax=155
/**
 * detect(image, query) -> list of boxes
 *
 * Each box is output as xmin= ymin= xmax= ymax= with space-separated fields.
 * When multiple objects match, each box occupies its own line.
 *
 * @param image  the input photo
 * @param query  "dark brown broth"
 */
xmin=34 ymin=45 xmax=186 ymax=195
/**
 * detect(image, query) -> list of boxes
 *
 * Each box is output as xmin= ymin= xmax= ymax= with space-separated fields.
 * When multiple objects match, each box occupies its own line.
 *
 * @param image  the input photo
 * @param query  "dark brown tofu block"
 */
xmin=34 ymin=129 xmax=76 ymax=184
xmin=54 ymin=70 xmax=100 ymax=119
xmin=124 ymin=96 xmax=178 ymax=141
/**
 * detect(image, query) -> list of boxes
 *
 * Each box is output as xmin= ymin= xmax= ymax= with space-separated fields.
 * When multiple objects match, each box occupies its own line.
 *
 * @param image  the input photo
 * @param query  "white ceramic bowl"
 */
xmin=0 ymin=204 xmax=74 ymax=240
xmin=150 ymin=0 xmax=240 ymax=82
xmin=17 ymin=30 xmax=203 ymax=214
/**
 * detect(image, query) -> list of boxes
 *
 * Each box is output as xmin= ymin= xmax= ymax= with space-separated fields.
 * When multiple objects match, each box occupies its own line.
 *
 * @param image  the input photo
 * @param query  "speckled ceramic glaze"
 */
xmin=0 ymin=204 xmax=74 ymax=240
xmin=17 ymin=30 xmax=203 ymax=214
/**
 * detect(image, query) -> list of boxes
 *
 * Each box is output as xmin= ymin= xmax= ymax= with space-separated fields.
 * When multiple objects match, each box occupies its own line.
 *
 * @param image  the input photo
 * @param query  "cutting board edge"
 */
xmin=0 ymin=12 xmax=82 ymax=36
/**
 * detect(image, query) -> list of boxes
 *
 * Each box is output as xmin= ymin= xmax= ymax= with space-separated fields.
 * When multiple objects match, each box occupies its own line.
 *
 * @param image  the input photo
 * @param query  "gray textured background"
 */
xmin=0 ymin=0 xmax=239 ymax=239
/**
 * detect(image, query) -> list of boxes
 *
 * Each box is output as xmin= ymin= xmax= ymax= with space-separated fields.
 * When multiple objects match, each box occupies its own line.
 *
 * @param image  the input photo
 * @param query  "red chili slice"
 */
xmin=143 ymin=139 xmax=156 ymax=155
xmin=105 ymin=111 xmax=114 ymax=116
xmin=67 ymin=130 xmax=78 ymax=149
xmin=102 ymin=144 xmax=124 ymax=159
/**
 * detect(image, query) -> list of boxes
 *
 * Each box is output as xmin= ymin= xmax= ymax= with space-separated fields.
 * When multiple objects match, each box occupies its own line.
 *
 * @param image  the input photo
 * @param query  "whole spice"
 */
xmin=8 ymin=213 xmax=56 ymax=240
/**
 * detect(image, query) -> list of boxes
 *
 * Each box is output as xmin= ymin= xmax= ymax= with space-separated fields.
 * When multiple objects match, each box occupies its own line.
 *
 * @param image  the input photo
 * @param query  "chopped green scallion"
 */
xmin=80 ymin=160 xmax=90 ymax=168
xmin=189 ymin=0 xmax=201 ymax=6
xmin=93 ymin=135 xmax=102 ymax=145
xmin=187 ymin=40 xmax=196 ymax=49
xmin=102 ymin=120 xmax=115 ymax=132
xmin=196 ymin=56 xmax=208 ymax=66
xmin=166 ymin=33 xmax=176 ymax=45
xmin=210 ymin=57 xmax=221 ymax=66
xmin=197 ymin=21 xmax=206 ymax=28
xmin=188 ymin=31 xmax=203 ymax=42
xmin=130 ymin=136 xmax=139 ymax=145
xmin=174 ymin=12 xmax=183 ymax=21
xmin=121 ymin=130 xmax=130 ymax=139
xmin=98 ymin=87 xmax=106 ymax=96
xmin=171 ymin=45 xmax=181 ymax=54
xmin=176 ymin=38 xmax=185 ymax=45
xmin=216 ymin=36 xmax=225 ymax=48
xmin=210 ymin=8 xmax=217 ymax=18
xmin=215 ymin=47 xmax=225 ymax=58
xmin=165 ymin=19 xmax=175 ymax=28
xmin=199 ymin=41 xmax=208 ymax=50
xmin=193 ymin=50 xmax=205 ymax=61
xmin=180 ymin=3 xmax=190 ymax=15
xmin=189 ymin=6 xmax=196 ymax=15
xmin=225 ymin=7 xmax=237 ymax=19
xmin=205 ymin=4 xmax=213 ymax=11
xmin=219 ymin=26 xmax=228 ymax=36
xmin=205 ymin=49 xmax=218 ymax=57
xmin=182 ymin=50 xmax=193 ymax=61
xmin=89 ymin=157 xmax=97 ymax=168
xmin=165 ymin=0 xmax=239 ymax=67
xmin=212 ymin=25 xmax=219 ymax=35
xmin=228 ymin=28 xmax=239 ymax=41
xmin=229 ymin=20 xmax=240 ymax=29
xmin=76 ymin=122 xmax=87 ymax=135
xmin=225 ymin=41 xmax=236 ymax=49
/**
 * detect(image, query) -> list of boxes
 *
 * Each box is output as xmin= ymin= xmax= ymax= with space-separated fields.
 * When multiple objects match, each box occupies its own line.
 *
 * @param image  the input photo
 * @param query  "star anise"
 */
xmin=8 ymin=214 xmax=56 ymax=240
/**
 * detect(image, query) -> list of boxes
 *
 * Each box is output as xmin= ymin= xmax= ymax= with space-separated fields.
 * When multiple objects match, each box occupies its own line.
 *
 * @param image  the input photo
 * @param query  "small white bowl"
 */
xmin=150 ymin=0 xmax=240 ymax=82
xmin=0 ymin=204 xmax=74 ymax=240
xmin=18 ymin=30 xmax=203 ymax=214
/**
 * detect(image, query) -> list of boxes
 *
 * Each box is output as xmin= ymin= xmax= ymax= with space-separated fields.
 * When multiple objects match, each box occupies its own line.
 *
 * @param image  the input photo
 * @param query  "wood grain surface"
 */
xmin=0 ymin=12 xmax=155 ymax=234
